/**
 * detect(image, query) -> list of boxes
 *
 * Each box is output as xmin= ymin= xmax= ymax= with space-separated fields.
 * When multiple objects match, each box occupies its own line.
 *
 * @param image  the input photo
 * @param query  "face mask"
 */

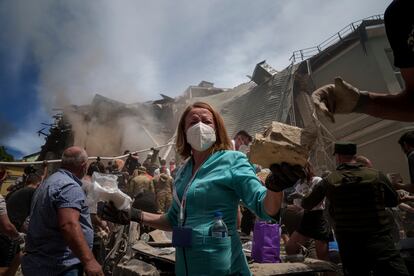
xmin=186 ymin=122 xmax=216 ymax=152
xmin=238 ymin=144 xmax=250 ymax=154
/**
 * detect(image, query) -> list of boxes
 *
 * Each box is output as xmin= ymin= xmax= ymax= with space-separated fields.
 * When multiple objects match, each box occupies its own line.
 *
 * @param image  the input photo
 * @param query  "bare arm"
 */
xmin=361 ymin=68 xmax=414 ymax=121
xmin=0 ymin=214 xmax=19 ymax=239
xmin=313 ymin=68 xmax=414 ymax=122
xmin=58 ymin=208 xmax=103 ymax=276
xmin=399 ymin=202 xmax=414 ymax=213
xmin=263 ymin=190 xmax=283 ymax=217
xmin=393 ymin=182 xmax=414 ymax=193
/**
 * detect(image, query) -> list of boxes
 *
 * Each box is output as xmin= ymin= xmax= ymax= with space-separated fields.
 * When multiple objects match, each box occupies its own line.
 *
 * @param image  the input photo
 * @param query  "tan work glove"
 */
xmin=312 ymin=77 xmax=368 ymax=123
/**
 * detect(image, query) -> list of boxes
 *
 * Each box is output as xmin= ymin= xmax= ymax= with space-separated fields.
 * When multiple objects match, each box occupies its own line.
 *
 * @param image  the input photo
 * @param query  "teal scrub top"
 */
xmin=166 ymin=150 xmax=274 ymax=275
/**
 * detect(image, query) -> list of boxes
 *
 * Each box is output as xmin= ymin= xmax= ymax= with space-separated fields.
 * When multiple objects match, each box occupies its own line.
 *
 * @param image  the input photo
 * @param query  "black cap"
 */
xmin=334 ymin=142 xmax=357 ymax=155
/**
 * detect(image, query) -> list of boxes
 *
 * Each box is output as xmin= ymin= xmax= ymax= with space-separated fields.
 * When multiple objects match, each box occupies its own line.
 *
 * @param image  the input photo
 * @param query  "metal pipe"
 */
xmin=0 ymin=142 xmax=175 ymax=166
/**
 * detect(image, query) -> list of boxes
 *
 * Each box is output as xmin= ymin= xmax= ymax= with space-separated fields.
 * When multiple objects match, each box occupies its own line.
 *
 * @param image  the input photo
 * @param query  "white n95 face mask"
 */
xmin=186 ymin=122 xmax=216 ymax=152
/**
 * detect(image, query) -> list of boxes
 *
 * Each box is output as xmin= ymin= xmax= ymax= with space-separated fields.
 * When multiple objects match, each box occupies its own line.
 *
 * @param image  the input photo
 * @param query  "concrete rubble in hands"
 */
xmin=249 ymin=121 xmax=316 ymax=168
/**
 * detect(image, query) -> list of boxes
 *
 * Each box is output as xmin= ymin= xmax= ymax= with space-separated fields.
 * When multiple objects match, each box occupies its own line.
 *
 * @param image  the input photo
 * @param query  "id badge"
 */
xmin=172 ymin=226 xmax=192 ymax=248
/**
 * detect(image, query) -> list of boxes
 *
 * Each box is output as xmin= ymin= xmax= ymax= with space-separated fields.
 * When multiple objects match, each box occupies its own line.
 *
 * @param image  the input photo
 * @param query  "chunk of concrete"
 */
xmin=113 ymin=259 xmax=160 ymax=276
xmin=249 ymin=122 xmax=316 ymax=168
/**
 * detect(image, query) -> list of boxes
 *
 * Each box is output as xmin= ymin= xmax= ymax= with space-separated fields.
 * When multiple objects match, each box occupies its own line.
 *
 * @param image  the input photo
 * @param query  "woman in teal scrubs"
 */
xmin=100 ymin=102 xmax=304 ymax=275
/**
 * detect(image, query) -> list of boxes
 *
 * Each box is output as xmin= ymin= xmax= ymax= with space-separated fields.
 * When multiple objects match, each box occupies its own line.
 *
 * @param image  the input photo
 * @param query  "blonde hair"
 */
xmin=175 ymin=102 xmax=233 ymax=159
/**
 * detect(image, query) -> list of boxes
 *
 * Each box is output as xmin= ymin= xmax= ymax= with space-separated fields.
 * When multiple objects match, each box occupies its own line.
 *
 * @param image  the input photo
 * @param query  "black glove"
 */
xmin=265 ymin=163 xmax=306 ymax=192
xmin=97 ymin=201 xmax=142 ymax=225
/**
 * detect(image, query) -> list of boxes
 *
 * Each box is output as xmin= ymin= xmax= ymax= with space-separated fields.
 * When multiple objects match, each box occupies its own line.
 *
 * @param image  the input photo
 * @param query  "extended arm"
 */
xmin=263 ymin=190 xmax=283 ymax=217
xmin=359 ymin=68 xmax=414 ymax=121
xmin=98 ymin=202 xmax=172 ymax=231
xmin=312 ymin=68 xmax=414 ymax=122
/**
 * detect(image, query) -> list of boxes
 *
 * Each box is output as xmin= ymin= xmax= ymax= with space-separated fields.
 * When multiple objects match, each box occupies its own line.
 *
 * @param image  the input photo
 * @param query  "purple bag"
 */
xmin=251 ymin=221 xmax=281 ymax=263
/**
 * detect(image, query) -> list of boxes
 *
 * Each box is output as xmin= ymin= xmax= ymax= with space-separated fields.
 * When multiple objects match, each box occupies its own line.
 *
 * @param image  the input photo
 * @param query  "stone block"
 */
xmin=249 ymin=122 xmax=316 ymax=168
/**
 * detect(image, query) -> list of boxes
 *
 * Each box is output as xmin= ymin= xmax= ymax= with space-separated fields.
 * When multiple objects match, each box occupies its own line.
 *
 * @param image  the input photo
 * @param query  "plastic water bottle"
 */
xmin=210 ymin=211 xmax=228 ymax=238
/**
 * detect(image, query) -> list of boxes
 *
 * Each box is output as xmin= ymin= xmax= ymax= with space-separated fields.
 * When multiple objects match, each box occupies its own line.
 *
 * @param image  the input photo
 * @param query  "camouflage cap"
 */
xmin=137 ymin=166 xmax=147 ymax=173
xmin=334 ymin=142 xmax=357 ymax=155
xmin=159 ymin=173 xmax=170 ymax=182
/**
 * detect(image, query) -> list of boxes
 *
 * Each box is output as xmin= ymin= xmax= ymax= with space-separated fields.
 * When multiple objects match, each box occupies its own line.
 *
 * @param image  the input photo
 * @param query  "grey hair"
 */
xmin=61 ymin=149 xmax=88 ymax=167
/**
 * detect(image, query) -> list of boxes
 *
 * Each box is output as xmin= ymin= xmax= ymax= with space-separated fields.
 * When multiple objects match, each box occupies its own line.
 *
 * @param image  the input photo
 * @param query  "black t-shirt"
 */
xmin=408 ymin=151 xmax=414 ymax=184
xmin=6 ymin=186 xmax=36 ymax=231
xmin=132 ymin=191 xmax=159 ymax=213
xmin=125 ymin=157 xmax=141 ymax=175
xmin=384 ymin=0 xmax=414 ymax=68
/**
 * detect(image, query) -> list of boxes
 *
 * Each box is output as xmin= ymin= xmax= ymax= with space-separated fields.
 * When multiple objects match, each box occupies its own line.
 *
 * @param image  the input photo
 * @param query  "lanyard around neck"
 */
xmin=172 ymin=157 xmax=205 ymax=226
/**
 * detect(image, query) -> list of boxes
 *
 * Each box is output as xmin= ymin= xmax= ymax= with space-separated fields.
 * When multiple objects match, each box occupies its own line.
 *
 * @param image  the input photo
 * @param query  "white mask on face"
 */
xmin=238 ymin=144 xmax=250 ymax=154
xmin=186 ymin=122 xmax=216 ymax=152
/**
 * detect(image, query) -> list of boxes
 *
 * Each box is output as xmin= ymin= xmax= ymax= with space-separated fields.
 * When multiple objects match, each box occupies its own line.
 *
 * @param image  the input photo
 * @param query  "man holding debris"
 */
xmin=302 ymin=142 xmax=408 ymax=276
xmin=312 ymin=0 xmax=414 ymax=122
xmin=22 ymin=146 xmax=103 ymax=276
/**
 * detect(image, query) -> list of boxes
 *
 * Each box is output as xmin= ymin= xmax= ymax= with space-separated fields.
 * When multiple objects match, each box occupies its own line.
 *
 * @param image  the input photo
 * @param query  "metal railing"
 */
xmin=289 ymin=14 xmax=383 ymax=64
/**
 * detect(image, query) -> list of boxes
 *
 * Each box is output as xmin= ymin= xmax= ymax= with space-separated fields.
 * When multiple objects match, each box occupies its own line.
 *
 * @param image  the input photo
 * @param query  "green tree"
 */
xmin=0 ymin=146 xmax=14 ymax=161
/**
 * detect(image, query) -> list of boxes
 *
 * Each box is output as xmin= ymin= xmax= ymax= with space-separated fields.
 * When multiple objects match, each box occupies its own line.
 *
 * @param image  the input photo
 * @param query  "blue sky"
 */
xmin=0 ymin=0 xmax=388 ymax=159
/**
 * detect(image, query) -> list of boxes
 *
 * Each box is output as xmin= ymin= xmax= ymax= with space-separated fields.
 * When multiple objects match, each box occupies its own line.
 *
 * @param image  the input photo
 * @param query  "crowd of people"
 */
xmin=0 ymin=114 xmax=413 ymax=276
xmin=0 ymin=1 xmax=413 ymax=275
xmin=0 ymin=146 xmax=177 ymax=275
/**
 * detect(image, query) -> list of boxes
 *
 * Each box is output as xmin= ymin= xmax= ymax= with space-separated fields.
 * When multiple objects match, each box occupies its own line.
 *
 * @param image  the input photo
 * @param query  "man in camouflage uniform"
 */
xmin=153 ymin=173 xmax=172 ymax=213
xmin=302 ymin=142 xmax=408 ymax=276
xmin=127 ymin=166 xmax=154 ymax=198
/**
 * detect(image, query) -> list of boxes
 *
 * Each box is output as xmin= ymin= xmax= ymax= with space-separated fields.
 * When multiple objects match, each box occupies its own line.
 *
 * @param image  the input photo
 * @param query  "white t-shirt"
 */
xmin=293 ymin=176 xmax=325 ymax=210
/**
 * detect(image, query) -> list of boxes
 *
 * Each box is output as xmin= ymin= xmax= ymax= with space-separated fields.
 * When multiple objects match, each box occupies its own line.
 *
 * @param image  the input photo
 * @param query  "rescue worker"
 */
xmin=98 ymin=101 xmax=305 ymax=275
xmin=302 ymin=142 xmax=408 ymax=276
xmin=154 ymin=159 xmax=171 ymax=177
xmin=153 ymin=173 xmax=173 ymax=213
xmin=127 ymin=166 xmax=154 ymax=198
xmin=124 ymin=151 xmax=141 ymax=176
xmin=110 ymin=159 xmax=128 ymax=192
xmin=312 ymin=0 xmax=414 ymax=122
xmin=148 ymin=148 xmax=160 ymax=177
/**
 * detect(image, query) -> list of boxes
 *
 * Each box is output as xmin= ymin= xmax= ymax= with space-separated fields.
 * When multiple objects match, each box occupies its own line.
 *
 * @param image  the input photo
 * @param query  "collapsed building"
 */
xmin=37 ymin=14 xmax=414 ymax=182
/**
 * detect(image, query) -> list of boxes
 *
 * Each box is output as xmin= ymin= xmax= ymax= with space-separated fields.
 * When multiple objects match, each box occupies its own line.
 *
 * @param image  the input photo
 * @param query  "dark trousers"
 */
xmin=336 ymin=231 xmax=409 ymax=276
xmin=93 ymin=235 xmax=106 ymax=265
xmin=240 ymin=208 xmax=255 ymax=235
xmin=59 ymin=263 xmax=83 ymax=276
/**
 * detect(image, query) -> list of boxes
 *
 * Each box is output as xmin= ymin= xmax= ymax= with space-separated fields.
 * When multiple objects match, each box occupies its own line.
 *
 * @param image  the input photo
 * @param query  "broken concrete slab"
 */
xmin=113 ymin=259 xmax=160 ymax=276
xmin=148 ymin=229 xmax=171 ymax=244
xmin=249 ymin=122 xmax=316 ymax=168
